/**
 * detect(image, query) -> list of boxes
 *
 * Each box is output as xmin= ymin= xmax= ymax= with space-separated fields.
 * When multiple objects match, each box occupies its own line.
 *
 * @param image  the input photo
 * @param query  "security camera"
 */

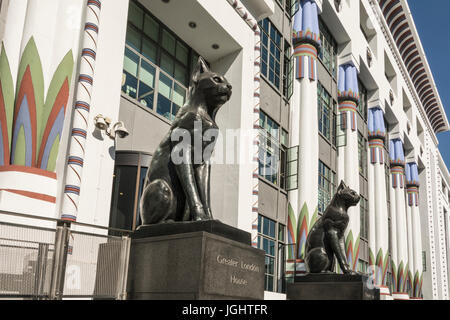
xmin=94 ymin=114 xmax=108 ymax=131
xmin=107 ymin=121 xmax=129 ymax=139
xmin=113 ymin=121 xmax=130 ymax=139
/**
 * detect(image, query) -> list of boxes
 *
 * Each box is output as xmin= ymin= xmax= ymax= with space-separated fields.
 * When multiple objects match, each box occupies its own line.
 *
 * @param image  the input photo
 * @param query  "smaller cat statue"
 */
xmin=305 ymin=180 xmax=361 ymax=274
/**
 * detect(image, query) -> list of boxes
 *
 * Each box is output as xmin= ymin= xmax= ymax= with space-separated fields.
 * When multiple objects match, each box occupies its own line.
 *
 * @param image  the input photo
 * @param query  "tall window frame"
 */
xmin=257 ymin=215 xmax=286 ymax=293
xmin=259 ymin=18 xmax=283 ymax=90
xmin=318 ymin=160 xmax=336 ymax=214
xmin=318 ymin=17 xmax=338 ymax=78
xmin=283 ymin=41 xmax=294 ymax=100
xmin=259 ymin=111 xmax=281 ymax=185
xmin=318 ymin=82 xmax=337 ymax=144
xmin=358 ymin=79 xmax=368 ymax=121
xmin=358 ymin=132 xmax=368 ymax=178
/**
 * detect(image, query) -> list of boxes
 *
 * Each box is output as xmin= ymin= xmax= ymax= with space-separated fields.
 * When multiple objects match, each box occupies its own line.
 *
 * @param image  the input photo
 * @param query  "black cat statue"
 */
xmin=139 ymin=57 xmax=232 ymax=226
xmin=305 ymin=180 xmax=361 ymax=274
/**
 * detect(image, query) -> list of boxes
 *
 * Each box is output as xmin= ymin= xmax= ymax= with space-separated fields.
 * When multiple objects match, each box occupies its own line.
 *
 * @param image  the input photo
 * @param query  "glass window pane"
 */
xmin=269 ymin=240 xmax=275 ymax=256
xmin=142 ymin=40 xmax=157 ymax=63
xmin=158 ymin=72 xmax=172 ymax=99
xmin=157 ymin=73 xmax=173 ymax=120
xmin=144 ymin=15 xmax=159 ymax=41
xmin=174 ymin=64 xmax=187 ymax=85
xmin=171 ymin=104 xmax=181 ymax=120
xmin=176 ymin=42 xmax=189 ymax=65
xmin=124 ymin=48 xmax=139 ymax=77
xmin=160 ymin=53 xmax=175 ymax=76
xmin=138 ymin=60 xmax=156 ymax=108
xmin=279 ymin=225 xmax=285 ymax=242
xmin=157 ymin=94 xmax=171 ymax=120
xmin=126 ymin=26 xmax=141 ymax=52
xmin=140 ymin=60 xmax=156 ymax=87
xmin=269 ymin=220 xmax=276 ymax=238
xmin=162 ymin=29 xmax=176 ymax=55
xmin=128 ymin=1 xmax=144 ymax=28
xmin=173 ymin=83 xmax=186 ymax=107
xmin=263 ymin=218 xmax=270 ymax=236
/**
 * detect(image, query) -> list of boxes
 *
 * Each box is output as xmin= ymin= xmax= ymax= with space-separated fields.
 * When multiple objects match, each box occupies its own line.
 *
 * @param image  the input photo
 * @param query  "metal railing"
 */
xmin=0 ymin=211 xmax=131 ymax=300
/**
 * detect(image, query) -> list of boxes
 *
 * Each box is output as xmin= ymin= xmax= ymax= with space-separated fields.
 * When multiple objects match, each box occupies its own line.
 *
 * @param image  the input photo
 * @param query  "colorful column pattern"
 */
xmin=367 ymin=107 xmax=390 ymax=296
xmin=405 ymin=162 xmax=423 ymax=299
xmin=61 ymin=0 xmax=102 ymax=222
xmin=0 ymin=1 xmax=75 ymax=173
xmin=226 ymin=0 xmax=261 ymax=248
xmin=292 ymin=0 xmax=321 ymax=81
xmin=337 ymin=63 xmax=360 ymax=271
xmin=288 ymin=0 xmax=321 ymax=275
xmin=338 ymin=64 xmax=359 ymax=132
xmin=389 ymin=138 xmax=410 ymax=300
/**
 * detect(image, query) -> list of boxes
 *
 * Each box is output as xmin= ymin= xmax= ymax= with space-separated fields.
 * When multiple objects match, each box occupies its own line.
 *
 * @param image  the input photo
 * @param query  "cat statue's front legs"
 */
xmin=195 ymin=162 xmax=213 ymax=220
xmin=174 ymin=142 xmax=208 ymax=221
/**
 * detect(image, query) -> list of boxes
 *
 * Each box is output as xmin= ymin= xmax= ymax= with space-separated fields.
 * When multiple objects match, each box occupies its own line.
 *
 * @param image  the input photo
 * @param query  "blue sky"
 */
xmin=408 ymin=1 xmax=450 ymax=167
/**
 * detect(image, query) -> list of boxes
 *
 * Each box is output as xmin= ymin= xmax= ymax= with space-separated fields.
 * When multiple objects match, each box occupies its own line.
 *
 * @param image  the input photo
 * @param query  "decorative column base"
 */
xmin=0 ymin=166 xmax=57 ymax=219
xmin=392 ymin=292 xmax=410 ymax=300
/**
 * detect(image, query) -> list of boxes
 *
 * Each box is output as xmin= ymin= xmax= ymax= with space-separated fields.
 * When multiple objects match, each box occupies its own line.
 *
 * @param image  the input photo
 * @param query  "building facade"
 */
xmin=0 ymin=0 xmax=449 ymax=300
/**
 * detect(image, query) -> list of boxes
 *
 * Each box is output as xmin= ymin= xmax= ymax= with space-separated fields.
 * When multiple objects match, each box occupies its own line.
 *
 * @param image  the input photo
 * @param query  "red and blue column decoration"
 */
xmin=226 ymin=0 xmax=261 ymax=248
xmin=368 ymin=107 xmax=386 ymax=164
xmin=61 ymin=0 xmax=102 ymax=222
xmin=390 ymin=139 xmax=405 ymax=189
xmin=338 ymin=64 xmax=359 ymax=131
xmin=405 ymin=163 xmax=419 ymax=207
xmin=292 ymin=0 xmax=321 ymax=81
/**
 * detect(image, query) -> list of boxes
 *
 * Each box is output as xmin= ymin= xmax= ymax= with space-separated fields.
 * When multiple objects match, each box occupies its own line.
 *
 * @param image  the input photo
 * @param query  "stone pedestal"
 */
xmin=287 ymin=274 xmax=380 ymax=300
xmin=127 ymin=220 xmax=265 ymax=300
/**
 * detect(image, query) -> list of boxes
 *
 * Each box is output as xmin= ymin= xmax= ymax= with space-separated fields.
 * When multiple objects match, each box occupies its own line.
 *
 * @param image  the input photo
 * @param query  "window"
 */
xmin=358 ymin=79 xmax=368 ymax=121
xmin=259 ymin=19 xmax=282 ymax=89
xmin=283 ymin=41 xmax=294 ymax=99
xmin=286 ymin=0 xmax=298 ymax=18
xmin=360 ymin=196 xmax=368 ymax=240
xmin=286 ymin=146 xmax=299 ymax=191
xmin=280 ymin=130 xmax=289 ymax=190
xmin=109 ymin=152 xmax=152 ymax=235
xmin=259 ymin=112 xmax=280 ymax=185
xmin=318 ymin=18 xmax=338 ymax=78
xmin=123 ymin=1 xmax=198 ymax=121
xmin=318 ymin=161 xmax=336 ymax=214
xmin=318 ymin=82 xmax=336 ymax=143
xmin=358 ymin=132 xmax=368 ymax=177
xmin=258 ymin=215 xmax=286 ymax=293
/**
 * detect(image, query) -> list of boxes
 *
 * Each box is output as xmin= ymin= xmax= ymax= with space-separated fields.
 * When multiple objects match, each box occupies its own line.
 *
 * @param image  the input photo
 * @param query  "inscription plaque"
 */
xmin=127 ymin=222 xmax=265 ymax=300
xmin=203 ymin=236 xmax=265 ymax=299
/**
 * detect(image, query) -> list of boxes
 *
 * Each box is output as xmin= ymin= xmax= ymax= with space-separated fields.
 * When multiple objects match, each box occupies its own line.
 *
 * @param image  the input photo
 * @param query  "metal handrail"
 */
xmin=0 ymin=210 xmax=133 ymax=235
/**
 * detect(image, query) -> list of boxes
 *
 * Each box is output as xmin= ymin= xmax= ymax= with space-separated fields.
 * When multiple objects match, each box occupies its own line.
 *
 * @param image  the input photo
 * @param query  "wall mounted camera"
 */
xmin=93 ymin=114 xmax=129 ymax=140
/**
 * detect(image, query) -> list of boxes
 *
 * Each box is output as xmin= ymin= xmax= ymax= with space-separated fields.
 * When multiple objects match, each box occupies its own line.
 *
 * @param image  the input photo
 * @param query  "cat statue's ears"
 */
xmin=337 ymin=180 xmax=348 ymax=193
xmin=191 ymin=56 xmax=210 ymax=84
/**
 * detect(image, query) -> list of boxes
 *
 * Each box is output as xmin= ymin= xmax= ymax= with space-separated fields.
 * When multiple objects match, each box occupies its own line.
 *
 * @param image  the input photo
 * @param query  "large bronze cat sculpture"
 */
xmin=305 ymin=181 xmax=360 ymax=274
xmin=139 ymin=57 xmax=232 ymax=226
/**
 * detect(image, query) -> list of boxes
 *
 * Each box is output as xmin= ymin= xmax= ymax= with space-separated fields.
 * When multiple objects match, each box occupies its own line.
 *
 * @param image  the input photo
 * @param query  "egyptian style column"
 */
xmin=389 ymin=138 xmax=409 ymax=300
xmin=336 ymin=63 xmax=360 ymax=271
xmin=287 ymin=0 xmax=321 ymax=269
xmin=405 ymin=162 xmax=423 ymax=299
xmin=367 ymin=107 xmax=390 ymax=297
xmin=0 ymin=0 xmax=84 ymax=218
